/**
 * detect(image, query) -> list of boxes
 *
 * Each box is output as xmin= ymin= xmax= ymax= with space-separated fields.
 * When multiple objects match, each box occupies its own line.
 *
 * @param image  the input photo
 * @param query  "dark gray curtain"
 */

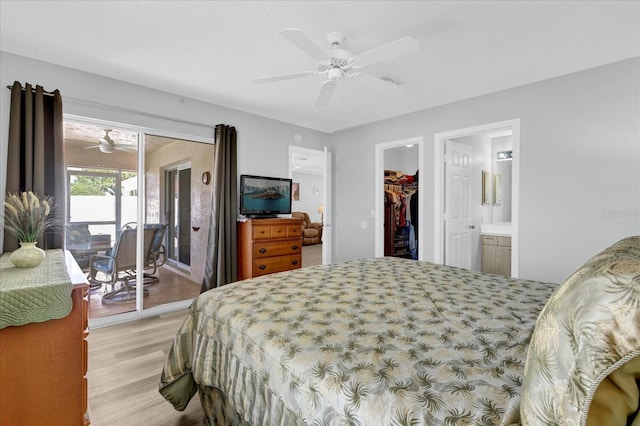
xmin=201 ymin=124 xmax=237 ymax=292
xmin=4 ymin=81 xmax=65 ymax=251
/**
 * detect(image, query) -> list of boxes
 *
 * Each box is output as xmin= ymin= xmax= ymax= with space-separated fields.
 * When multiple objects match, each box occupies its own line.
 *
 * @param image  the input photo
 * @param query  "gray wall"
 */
xmin=0 ymin=51 xmax=331 ymax=245
xmin=331 ymin=57 xmax=640 ymax=283
xmin=0 ymin=52 xmax=331 ymax=184
xmin=2 ymin=52 xmax=638 ymax=284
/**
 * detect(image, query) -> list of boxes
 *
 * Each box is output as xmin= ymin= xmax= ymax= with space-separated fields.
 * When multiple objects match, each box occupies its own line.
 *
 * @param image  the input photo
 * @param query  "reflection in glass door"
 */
xmin=165 ymin=164 xmax=191 ymax=268
xmin=145 ymin=133 xmax=213 ymax=315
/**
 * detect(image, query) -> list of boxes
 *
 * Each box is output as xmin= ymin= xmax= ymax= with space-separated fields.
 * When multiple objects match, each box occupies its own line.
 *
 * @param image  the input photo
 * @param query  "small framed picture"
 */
xmin=293 ymin=182 xmax=300 ymax=201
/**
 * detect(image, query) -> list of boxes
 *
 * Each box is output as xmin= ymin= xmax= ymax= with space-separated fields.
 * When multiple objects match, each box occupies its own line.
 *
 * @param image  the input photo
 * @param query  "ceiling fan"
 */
xmin=85 ymin=129 xmax=135 ymax=154
xmin=253 ymin=29 xmax=420 ymax=107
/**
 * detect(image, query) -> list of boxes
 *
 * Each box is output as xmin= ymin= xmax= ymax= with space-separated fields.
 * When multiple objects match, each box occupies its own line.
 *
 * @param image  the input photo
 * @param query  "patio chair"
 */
xmin=88 ymin=226 xmax=156 ymax=302
xmin=141 ymin=223 xmax=167 ymax=285
xmin=121 ymin=222 xmax=167 ymax=283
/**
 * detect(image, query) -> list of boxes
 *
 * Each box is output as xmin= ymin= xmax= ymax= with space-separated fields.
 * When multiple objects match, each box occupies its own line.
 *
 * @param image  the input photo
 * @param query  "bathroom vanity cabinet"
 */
xmin=481 ymin=234 xmax=511 ymax=277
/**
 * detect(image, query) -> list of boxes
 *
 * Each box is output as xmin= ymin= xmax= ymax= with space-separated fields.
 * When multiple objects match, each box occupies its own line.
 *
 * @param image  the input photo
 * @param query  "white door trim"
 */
xmin=434 ymin=119 xmax=520 ymax=277
xmin=374 ymin=136 xmax=425 ymax=259
xmin=288 ymin=145 xmax=332 ymax=264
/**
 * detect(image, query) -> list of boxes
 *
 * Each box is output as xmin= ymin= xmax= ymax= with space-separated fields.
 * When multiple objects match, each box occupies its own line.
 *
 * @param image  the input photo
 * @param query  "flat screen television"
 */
xmin=239 ymin=174 xmax=292 ymax=218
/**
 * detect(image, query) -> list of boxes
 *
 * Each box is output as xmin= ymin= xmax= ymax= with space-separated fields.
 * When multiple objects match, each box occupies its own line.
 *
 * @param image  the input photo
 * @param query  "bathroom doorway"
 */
xmin=434 ymin=119 xmax=520 ymax=277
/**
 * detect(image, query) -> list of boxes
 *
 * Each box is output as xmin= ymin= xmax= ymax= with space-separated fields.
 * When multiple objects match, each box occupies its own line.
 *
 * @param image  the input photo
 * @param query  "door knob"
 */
xmin=467 ymin=225 xmax=475 ymax=229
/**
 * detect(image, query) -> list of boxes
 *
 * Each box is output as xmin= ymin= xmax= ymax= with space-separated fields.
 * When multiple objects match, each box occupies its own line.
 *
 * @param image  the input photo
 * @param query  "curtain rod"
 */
xmin=5 ymin=85 xmax=214 ymax=130
xmin=6 ymin=84 xmax=56 ymax=97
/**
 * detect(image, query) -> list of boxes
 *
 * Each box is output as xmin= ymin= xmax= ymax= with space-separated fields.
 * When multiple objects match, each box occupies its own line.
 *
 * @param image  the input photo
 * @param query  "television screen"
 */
xmin=240 ymin=175 xmax=292 ymax=217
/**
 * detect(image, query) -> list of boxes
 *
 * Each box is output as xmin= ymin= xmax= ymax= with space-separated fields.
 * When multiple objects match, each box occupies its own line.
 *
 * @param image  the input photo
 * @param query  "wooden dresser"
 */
xmin=237 ymin=217 xmax=303 ymax=280
xmin=0 ymin=251 xmax=90 ymax=425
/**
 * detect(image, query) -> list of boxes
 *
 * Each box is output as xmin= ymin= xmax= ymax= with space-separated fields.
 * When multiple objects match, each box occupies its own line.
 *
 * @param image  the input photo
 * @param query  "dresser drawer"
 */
xmin=253 ymin=240 xmax=301 ymax=258
xmin=253 ymin=225 xmax=272 ymax=239
xmin=253 ymin=224 xmax=293 ymax=240
xmin=287 ymin=224 xmax=302 ymax=238
xmin=253 ymin=254 xmax=301 ymax=277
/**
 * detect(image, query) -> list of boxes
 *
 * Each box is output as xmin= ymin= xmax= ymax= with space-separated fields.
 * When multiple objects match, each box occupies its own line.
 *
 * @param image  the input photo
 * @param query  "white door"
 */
xmin=445 ymin=140 xmax=472 ymax=269
xmin=322 ymin=147 xmax=332 ymax=264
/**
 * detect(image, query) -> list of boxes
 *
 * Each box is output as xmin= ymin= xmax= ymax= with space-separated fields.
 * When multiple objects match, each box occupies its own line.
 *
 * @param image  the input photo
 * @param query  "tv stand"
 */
xmin=237 ymin=217 xmax=303 ymax=280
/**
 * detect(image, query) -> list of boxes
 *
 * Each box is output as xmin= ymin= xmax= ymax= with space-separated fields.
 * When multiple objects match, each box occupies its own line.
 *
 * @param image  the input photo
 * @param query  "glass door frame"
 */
xmin=65 ymin=114 xmax=214 ymax=328
xmin=164 ymin=161 xmax=192 ymax=271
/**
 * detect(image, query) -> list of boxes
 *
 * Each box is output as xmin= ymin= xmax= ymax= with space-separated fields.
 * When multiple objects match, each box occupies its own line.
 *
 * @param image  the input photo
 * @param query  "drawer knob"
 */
xmin=258 ymin=264 xmax=266 ymax=270
xmin=291 ymin=260 xmax=298 ymax=265
xmin=259 ymin=248 xmax=267 ymax=253
xmin=291 ymin=245 xmax=298 ymax=250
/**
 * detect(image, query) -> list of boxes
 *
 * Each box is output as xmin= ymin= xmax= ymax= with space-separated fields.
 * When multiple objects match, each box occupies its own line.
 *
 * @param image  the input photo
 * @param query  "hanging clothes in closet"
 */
xmin=384 ymin=170 xmax=418 ymax=259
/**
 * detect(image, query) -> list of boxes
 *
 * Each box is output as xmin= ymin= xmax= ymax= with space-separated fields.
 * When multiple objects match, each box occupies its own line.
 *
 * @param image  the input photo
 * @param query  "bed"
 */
xmin=160 ymin=237 xmax=640 ymax=425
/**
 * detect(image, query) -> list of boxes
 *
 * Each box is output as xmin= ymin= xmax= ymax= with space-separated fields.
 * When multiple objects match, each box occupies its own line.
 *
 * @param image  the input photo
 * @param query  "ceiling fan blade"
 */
xmin=99 ymin=137 xmax=115 ymax=147
xmin=115 ymin=146 xmax=137 ymax=153
xmin=351 ymin=73 xmax=401 ymax=96
xmin=280 ymin=28 xmax=327 ymax=61
xmin=352 ymin=36 xmax=419 ymax=68
xmin=253 ymin=71 xmax=316 ymax=84
xmin=315 ymin=80 xmax=337 ymax=108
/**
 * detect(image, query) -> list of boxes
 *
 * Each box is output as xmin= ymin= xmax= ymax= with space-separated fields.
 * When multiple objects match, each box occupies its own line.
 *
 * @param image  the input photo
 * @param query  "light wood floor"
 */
xmin=89 ymin=266 xmax=201 ymax=318
xmin=88 ymin=310 xmax=206 ymax=425
xmin=302 ymin=242 xmax=322 ymax=267
xmin=87 ymin=244 xmax=324 ymax=424
xmin=90 ymin=244 xmax=323 ymax=318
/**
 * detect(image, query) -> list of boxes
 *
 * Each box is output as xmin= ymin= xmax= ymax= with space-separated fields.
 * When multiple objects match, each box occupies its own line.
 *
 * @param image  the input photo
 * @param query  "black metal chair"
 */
xmin=88 ymin=227 xmax=156 ymax=302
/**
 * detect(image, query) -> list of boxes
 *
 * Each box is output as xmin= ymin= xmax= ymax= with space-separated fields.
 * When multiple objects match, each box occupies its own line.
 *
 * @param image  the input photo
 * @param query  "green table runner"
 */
xmin=0 ymin=249 xmax=73 ymax=329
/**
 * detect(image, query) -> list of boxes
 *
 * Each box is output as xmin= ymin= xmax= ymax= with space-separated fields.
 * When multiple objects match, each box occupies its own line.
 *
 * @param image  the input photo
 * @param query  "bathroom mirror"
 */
xmin=493 ymin=173 xmax=502 ymax=205
xmin=482 ymin=170 xmax=491 ymax=205
xmin=492 ymin=160 xmax=512 ymax=222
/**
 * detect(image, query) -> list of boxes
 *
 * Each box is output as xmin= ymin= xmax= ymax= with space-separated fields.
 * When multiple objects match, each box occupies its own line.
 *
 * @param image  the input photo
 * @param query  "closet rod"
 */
xmin=5 ymin=85 xmax=214 ymax=130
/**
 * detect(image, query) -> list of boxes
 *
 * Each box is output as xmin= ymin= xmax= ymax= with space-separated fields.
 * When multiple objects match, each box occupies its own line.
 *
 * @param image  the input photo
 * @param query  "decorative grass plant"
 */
xmin=3 ymin=191 xmax=54 ymax=243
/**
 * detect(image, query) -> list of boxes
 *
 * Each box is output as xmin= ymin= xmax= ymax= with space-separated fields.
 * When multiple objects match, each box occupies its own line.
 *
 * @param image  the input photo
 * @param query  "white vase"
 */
xmin=9 ymin=241 xmax=46 ymax=268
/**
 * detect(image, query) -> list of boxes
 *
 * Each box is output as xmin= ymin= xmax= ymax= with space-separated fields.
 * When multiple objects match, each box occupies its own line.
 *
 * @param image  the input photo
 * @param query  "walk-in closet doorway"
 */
xmin=374 ymin=136 xmax=425 ymax=260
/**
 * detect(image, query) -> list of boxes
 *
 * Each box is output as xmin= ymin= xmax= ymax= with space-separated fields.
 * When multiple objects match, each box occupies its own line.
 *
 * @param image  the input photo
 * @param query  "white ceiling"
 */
xmin=1 ymin=1 xmax=638 ymax=134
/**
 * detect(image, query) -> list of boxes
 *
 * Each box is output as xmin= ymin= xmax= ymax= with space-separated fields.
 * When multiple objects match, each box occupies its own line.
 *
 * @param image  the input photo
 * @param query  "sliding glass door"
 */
xmin=64 ymin=121 xmax=140 ymax=317
xmin=64 ymin=119 xmax=214 ymax=323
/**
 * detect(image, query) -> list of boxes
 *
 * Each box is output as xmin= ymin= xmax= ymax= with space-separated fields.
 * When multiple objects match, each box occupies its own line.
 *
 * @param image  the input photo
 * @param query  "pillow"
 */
xmin=521 ymin=236 xmax=640 ymax=426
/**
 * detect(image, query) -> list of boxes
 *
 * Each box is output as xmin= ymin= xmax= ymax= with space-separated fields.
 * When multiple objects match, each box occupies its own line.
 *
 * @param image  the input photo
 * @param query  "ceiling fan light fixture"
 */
xmin=328 ymin=67 xmax=343 ymax=81
xmin=99 ymin=144 xmax=115 ymax=154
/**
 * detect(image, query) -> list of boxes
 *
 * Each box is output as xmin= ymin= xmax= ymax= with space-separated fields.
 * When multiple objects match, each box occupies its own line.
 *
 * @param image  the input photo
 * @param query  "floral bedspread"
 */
xmin=160 ymin=257 xmax=557 ymax=425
